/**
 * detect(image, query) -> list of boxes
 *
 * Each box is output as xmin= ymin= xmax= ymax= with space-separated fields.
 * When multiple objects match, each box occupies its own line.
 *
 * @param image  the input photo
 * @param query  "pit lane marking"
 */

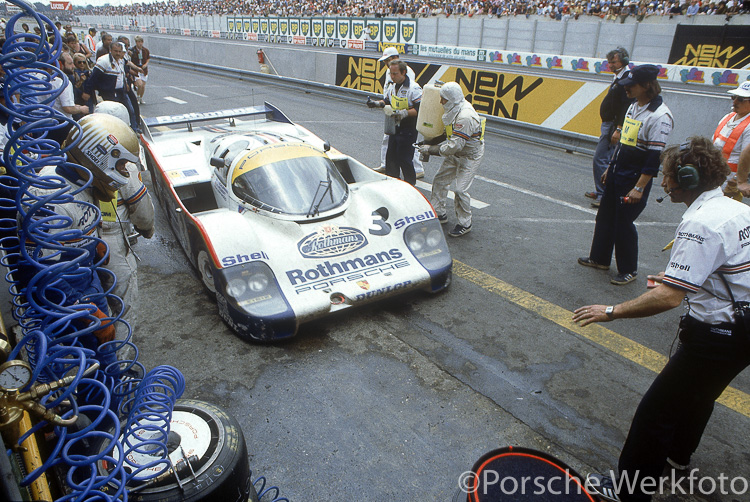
xmin=169 ymin=86 xmax=209 ymax=98
xmin=415 ymin=181 xmax=489 ymax=209
xmin=452 ymin=259 xmax=750 ymax=419
xmin=164 ymin=96 xmax=188 ymax=104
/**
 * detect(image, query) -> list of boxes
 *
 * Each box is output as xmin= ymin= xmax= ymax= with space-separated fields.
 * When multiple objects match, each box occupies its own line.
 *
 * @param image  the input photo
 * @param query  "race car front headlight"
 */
xmin=218 ymin=262 xmax=289 ymax=317
xmin=248 ymin=273 xmax=269 ymax=292
xmin=404 ymin=219 xmax=452 ymax=272
xmin=227 ymin=278 xmax=247 ymax=298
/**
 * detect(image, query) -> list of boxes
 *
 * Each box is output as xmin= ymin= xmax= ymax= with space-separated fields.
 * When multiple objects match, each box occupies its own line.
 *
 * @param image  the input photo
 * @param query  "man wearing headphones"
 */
xmin=573 ymin=136 xmax=750 ymax=502
xmin=586 ymin=47 xmax=632 ymax=208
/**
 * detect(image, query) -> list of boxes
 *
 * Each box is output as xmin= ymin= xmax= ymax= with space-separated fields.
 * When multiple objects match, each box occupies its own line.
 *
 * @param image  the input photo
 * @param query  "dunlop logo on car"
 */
xmin=298 ymin=226 xmax=368 ymax=258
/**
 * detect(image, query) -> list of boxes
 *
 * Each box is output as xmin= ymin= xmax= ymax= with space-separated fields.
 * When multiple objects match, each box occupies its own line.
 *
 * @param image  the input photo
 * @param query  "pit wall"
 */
xmin=110 ymin=31 xmax=735 ymax=144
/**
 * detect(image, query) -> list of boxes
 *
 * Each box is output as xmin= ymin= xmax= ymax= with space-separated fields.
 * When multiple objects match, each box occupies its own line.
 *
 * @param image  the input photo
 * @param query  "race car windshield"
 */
xmin=232 ymin=154 xmax=348 ymax=215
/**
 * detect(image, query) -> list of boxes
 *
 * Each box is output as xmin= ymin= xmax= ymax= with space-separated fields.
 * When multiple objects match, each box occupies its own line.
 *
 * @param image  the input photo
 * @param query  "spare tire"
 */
xmin=99 ymin=399 xmax=257 ymax=502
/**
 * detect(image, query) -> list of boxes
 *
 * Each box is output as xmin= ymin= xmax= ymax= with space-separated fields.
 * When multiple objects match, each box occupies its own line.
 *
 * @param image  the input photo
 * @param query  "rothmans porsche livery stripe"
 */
xmin=717 ymin=261 xmax=750 ymax=274
xmin=231 ymin=143 xmax=327 ymax=184
xmin=119 ymin=185 xmax=149 ymax=206
xmin=662 ymin=275 xmax=700 ymax=293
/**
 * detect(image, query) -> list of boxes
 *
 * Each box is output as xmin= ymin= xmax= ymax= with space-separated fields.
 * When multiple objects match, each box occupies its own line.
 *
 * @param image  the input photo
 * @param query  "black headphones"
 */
xmin=615 ymin=47 xmax=630 ymax=66
xmin=676 ymin=141 xmax=700 ymax=190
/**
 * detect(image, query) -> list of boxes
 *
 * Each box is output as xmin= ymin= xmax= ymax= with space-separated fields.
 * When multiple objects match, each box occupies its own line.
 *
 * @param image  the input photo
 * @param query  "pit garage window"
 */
xmin=232 ymin=154 xmax=348 ymax=215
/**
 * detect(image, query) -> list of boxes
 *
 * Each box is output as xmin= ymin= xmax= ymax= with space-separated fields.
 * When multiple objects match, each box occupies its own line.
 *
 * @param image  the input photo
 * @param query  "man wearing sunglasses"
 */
xmin=714 ymin=80 xmax=750 ymax=196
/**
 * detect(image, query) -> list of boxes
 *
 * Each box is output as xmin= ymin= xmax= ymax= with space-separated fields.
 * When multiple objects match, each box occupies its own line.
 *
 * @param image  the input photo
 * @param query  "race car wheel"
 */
xmin=102 ymin=399 xmax=258 ymax=502
xmin=197 ymin=248 xmax=217 ymax=296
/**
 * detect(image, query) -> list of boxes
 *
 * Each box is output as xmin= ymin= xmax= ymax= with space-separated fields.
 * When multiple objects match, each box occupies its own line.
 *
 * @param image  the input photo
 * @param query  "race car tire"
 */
xmin=103 ymin=399 xmax=258 ymax=502
xmin=196 ymin=247 xmax=218 ymax=296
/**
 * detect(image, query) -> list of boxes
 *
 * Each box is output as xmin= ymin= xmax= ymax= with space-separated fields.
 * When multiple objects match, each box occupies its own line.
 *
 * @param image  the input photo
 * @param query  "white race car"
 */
xmin=141 ymin=104 xmax=452 ymax=341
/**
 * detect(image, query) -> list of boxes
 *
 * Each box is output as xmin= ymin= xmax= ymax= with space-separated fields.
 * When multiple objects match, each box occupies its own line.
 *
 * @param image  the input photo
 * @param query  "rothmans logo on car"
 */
xmin=298 ymin=225 xmax=368 ymax=258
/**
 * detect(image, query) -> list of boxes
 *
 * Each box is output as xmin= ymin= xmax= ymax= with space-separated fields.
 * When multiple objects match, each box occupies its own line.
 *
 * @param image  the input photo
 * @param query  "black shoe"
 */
xmin=578 ymin=257 xmax=609 ymax=270
xmin=591 ymin=199 xmax=601 ymax=208
xmin=449 ymin=224 xmax=471 ymax=237
xmin=585 ymin=472 xmax=621 ymax=502
xmin=611 ymin=272 xmax=637 ymax=285
xmin=437 ymin=213 xmax=448 ymax=224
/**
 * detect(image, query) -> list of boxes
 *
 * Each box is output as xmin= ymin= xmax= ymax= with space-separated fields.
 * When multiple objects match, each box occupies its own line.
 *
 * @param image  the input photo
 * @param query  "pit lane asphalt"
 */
xmin=132 ymin=63 xmax=750 ymax=501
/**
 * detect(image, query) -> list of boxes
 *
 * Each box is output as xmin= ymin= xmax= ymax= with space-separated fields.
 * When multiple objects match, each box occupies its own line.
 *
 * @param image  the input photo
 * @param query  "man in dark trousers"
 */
xmin=574 ymin=136 xmax=750 ymax=502
xmin=586 ymin=47 xmax=632 ymax=208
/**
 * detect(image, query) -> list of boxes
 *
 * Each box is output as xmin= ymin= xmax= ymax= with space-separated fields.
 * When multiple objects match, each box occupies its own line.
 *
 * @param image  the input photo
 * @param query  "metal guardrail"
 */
xmin=154 ymin=55 xmax=598 ymax=156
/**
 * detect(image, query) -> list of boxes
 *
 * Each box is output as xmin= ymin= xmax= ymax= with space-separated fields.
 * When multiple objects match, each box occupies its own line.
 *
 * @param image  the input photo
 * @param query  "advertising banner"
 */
xmin=270 ymin=18 xmax=278 ymax=35
xmin=324 ymin=18 xmax=336 ymax=40
xmin=399 ymin=19 xmax=416 ymax=44
xmin=289 ymin=18 xmax=300 ymax=37
xmin=335 ymin=54 xmax=602 ymax=136
xmin=312 ymin=18 xmax=323 ymax=38
xmin=279 ymin=18 xmax=288 ymax=36
xmin=300 ymin=19 xmax=311 ymax=37
xmin=50 ymin=1 xmax=71 ymax=10
xmin=227 ymin=17 xmax=236 ymax=32
xmin=351 ymin=19 xmax=366 ymax=40
xmin=260 ymin=18 xmax=269 ymax=35
xmin=252 ymin=18 xmax=259 ymax=33
xmin=669 ymin=25 xmax=750 ymax=70
xmin=337 ymin=19 xmax=350 ymax=40
xmin=243 ymin=18 xmax=251 ymax=33
xmin=365 ymin=19 xmax=381 ymax=42
xmin=382 ymin=19 xmax=398 ymax=44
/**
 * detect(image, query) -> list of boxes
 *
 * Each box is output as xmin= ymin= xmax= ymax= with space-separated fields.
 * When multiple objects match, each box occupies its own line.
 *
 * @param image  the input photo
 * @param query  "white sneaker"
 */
xmin=138 ymin=97 xmax=144 ymax=104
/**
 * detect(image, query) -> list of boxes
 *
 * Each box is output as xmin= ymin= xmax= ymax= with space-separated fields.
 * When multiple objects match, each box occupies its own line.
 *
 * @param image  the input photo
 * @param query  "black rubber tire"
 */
xmin=101 ymin=399 xmax=257 ymax=502
xmin=196 ymin=247 xmax=218 ymax=297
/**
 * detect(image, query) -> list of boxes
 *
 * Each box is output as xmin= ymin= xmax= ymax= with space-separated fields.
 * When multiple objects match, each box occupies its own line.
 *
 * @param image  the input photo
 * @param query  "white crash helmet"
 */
xmin=94 ymin=101 xmax=131 ymax=126
xmin=65 ymin=113 xmax=140 ymax=190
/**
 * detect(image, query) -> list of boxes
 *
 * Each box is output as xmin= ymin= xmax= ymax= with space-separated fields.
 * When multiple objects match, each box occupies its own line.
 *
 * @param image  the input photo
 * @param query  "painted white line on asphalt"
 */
xmin=415 ymin=180 xmax=489 ymax=209
xmin=164 ymin=96 xmax=188 ymax=104
xmin=476 ymin=175 xmax=598 ymax=215
xmin=169 ymin=86 xmax=209 ymax=98
xmin=503 ymin=217 xmax=676 ymax=227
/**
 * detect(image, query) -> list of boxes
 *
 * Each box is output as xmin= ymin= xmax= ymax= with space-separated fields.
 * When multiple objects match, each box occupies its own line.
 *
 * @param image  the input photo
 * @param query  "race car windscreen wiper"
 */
xmin=306 ymin=171 xmax=334 ymax=218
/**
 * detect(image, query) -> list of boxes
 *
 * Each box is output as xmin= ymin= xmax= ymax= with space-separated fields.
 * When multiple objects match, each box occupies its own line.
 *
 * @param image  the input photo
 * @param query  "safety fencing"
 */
xmin=78 ymin=16 xmax=750 ymax=90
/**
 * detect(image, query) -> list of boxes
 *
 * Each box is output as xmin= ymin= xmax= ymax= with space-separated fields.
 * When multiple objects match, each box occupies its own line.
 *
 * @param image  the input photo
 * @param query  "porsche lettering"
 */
xmin=292 ymin=260 xmax=410 ymax=294
xmin=287 ymin=248 xmax=403 ymax=285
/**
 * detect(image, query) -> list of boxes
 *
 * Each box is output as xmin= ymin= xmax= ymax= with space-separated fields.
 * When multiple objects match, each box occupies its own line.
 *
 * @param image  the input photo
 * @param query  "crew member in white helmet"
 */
xmin=418 ymin=82 xmax=485 ymax=238
xmin=369 ymin=47 xmax=424 ymax=179
xmin=93 ymin=101 xmax=155 ymax=360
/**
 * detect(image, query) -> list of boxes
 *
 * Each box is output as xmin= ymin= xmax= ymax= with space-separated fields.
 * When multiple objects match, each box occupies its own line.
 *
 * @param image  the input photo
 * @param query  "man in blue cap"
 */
xmin=578 ymin=64 xmax=674 ymax=286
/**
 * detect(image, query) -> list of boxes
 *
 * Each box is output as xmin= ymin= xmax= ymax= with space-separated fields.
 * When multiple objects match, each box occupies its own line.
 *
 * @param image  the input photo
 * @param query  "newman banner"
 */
xmin=668 ymin=25 xmax=750 ymax=70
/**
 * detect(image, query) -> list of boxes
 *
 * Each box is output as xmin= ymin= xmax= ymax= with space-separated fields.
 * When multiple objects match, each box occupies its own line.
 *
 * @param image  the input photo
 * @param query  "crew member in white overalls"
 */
xmin=419 ymin=82 xmax=485 ymax=238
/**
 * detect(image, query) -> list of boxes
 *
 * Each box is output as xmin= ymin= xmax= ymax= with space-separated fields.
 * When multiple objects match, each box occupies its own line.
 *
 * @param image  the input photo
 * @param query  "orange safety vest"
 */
xmin=713 ymin=112 xmax=750 ymax=172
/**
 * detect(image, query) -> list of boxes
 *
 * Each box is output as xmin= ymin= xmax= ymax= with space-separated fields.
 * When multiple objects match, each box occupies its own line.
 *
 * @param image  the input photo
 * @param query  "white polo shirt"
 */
xmin=663 ymin=187 xmax=750 ymax=324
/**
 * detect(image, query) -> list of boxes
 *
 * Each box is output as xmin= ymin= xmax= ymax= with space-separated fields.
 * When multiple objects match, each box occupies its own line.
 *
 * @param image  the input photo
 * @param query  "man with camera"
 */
xmin=573 ymin=136 xmax=750 ymax=502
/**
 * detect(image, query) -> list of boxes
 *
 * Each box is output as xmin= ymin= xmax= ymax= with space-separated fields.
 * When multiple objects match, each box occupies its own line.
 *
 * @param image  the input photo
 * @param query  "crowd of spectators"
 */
xmin=75 ymin=0 xmax=749 ymax=20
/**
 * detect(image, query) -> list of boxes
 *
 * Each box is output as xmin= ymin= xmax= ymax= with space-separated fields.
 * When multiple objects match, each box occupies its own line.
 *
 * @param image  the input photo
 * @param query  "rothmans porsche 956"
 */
xmin=141 ymin=103 xmax=452 ymax=341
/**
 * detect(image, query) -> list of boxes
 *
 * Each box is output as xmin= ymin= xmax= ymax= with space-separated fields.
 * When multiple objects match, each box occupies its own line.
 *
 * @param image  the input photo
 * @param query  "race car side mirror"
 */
xmin=210 ymin=157 xmax=226 ymax=168
xmin=323 ymin=141 xmax=330 ymax=152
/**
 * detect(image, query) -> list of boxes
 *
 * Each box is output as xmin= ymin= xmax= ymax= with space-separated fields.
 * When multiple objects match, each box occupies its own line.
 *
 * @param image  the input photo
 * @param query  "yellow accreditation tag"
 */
xmin=390 ymin=95 xmax=408 ymax=110
xmin=479 ymin=118 xmax=486 ymax=141
xmin=99 ymin=192 xmax=118 ymax=222
xmin=620 ymin=117 xmax=641 ymax=147
xmin=445 ymin=124 xmax=453 ymax=139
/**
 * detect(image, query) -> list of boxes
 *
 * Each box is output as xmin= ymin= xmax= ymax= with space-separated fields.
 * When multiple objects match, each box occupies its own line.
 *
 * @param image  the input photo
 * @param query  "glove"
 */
xmin=366 ymin=96 xmax=377 ymax=109
xmin=393 ymin=109 xmax=409 ymax=120
xmin=90 ymin=307 xmax=115 ymax=344
xmin=417 ymin=145 xmax=431 ymax=156
xmin=428 ymin=145 xmax=441 ymax=156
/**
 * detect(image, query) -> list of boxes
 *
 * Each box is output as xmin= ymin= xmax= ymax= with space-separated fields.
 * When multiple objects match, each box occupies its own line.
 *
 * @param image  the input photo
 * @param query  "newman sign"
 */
xmin=50 ymin=1 xmax=72 ymax=9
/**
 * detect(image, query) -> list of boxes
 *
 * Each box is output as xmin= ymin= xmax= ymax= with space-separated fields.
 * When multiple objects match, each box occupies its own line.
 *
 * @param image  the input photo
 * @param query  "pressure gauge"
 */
xmin=0 ymin=360 xmax=33 ymax=392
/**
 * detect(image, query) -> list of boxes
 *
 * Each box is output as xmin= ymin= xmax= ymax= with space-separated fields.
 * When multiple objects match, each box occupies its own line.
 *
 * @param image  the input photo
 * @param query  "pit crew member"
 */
xmin=578 ymin=64 xmax=674 ymax=285
xmin=714 ymin=81 xmax=750 ymax=196
xmin=574 ymin=136 xmax=750 ymax=502
xmin=418 ymin=82 xmax=484 ymax=238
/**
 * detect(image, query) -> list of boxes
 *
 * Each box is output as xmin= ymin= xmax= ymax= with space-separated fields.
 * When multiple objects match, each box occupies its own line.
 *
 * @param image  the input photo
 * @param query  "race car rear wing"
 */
xmin=140 ymin=102 xmax=293 ymax=139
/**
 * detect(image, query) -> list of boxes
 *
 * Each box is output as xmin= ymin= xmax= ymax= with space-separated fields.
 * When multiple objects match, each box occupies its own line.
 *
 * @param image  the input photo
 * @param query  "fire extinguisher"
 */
xmin=256 ymin=49 xmax=265 ymax=64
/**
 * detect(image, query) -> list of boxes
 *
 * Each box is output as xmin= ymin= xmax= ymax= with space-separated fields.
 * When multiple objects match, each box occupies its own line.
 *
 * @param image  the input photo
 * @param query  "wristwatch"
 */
xmin=633 ymin=186 xmax=644 ymax=193
xmin=605 ymin=306 xmax=615 ymax=319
